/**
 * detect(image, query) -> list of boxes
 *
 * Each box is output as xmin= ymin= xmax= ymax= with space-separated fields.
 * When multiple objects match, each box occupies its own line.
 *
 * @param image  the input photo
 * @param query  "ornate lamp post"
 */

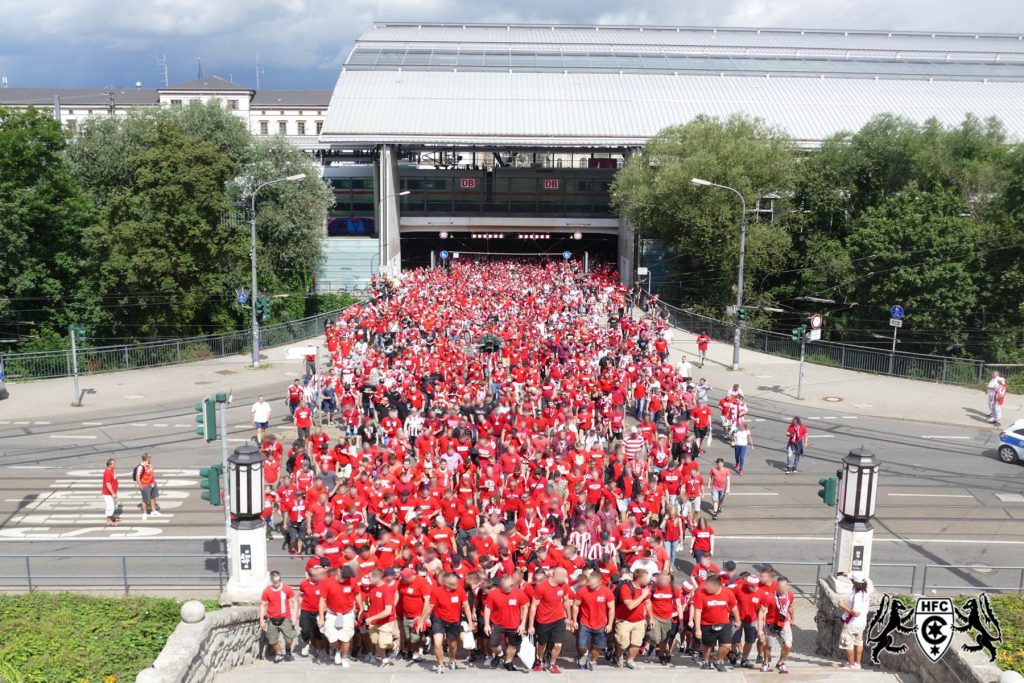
xmin=831 ymin=447 xmax=880 ymax=590
xmin=222 ymin=444 xmax=268 ymax=603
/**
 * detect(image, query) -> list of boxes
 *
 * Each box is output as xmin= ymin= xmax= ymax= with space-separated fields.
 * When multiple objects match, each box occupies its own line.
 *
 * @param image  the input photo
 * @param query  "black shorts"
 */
xmin=731 ymin=622 xmax=758 ymax=645
xmin=431 ymin=616 xmax=461 ymax=640
xmin=700 ymin=623 xmax=733 ymax=648
xmin=489 ymin=624 xmax=523 ymax=648
xmin=299 ymin=610 xmax=320 ymax=641
xmin=535 ymin=618 xmax=566 ymax=646
xmin=694 ymin=427 xmax=709 ymax=440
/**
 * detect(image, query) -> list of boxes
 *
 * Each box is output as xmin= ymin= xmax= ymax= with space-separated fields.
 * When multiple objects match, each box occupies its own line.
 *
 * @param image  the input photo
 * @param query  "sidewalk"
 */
xmin=661 ymin=323 xmax=1018 ymax=430
xmin=0 ymin=338 xmax=321 ymax=421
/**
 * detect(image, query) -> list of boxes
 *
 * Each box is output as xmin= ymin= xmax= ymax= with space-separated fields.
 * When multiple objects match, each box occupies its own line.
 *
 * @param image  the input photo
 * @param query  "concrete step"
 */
xmin=215 ymin=657 xmax=916 ymax=683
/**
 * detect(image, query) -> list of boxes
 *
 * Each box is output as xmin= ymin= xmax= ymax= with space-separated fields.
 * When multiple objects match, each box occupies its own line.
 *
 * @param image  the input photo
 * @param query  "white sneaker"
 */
xmin=334 ymin=652 xmax=342 ymax=665
xmin=301 ymin=643 xmax=310 ymax=657
xmin=340 ymin=657 xmax=351 ymax=668
xmin=150 ymin=510 xmax=162 ymax=517
xmin=412 ymin=651 xmax=422 ymax=661
xmin=141 ymin=514 xmax=148 ymax=521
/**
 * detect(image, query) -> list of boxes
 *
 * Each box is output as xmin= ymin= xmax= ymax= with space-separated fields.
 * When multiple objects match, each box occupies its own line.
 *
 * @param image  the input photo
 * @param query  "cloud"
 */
xmin=0 ymin=0 xmax=1022 ymax=89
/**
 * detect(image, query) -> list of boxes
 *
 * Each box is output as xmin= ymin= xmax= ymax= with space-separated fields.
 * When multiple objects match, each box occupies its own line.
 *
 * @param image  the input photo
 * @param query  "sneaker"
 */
xmin=839 ymin=663 xmax=855 ymax=670
xmin=792 ymin=469 xmax=800 ymax=473
xmin=412 ymin=651 xmax=422 ymax=661
xmin=491 ymin=654 xmax=502 ymax=669
xmin=701 ymin=662 xmax=712 ymax=670
xmin=549 ymin=664 xmax=563 ymax=674
xmin=272 ymin=654 xmax=284 ymax=664
xmin=761 ymin=664 xmax=771 ymax=672
xmin=727 ymin=652 xmax=738 ymax=666
xmin=141 ymin=514 xmax=149 ymax=521
xmin=340 ymin=658 xmax=350 ymax=669
xmin=150 ymin=510 xmax=163 ymax=517
xmin=784 ymin=468 xmax=791 ymax=475
xmin=755 ymin=655 xmax=764 ymax=665
xmin=741 ymin=659 xmax=754 ymax=669
xmin=777 ymin=662 xmax=789 ymax=674
xmin=504 ymin=663 xmax=517 ymax=672
xmin=448 ymin=660 xmax=458 ymax=670
xmin=301 ymin=643 xmax=310 ymax=657
xmin=716 ymin=662 xmax=728 ymax=672
xmin=334 ymin=652 xmax=342 ymax=665
xmin=533 ymin=661 xmax=544 ymax=672
xmin=284 ymin=652 xmax=294 ymax=662
xmin=624 ymin=660 xmax=636 ymax=670
xmin=852 ymin=664 xmax=862 ymax=670
xmin=380 ymin=658 xmax=393 ymax=668
xmin=737 ymin=469 xmax=744 ymax=476
xmin=434 ymin=664 xmax=446 ymax=674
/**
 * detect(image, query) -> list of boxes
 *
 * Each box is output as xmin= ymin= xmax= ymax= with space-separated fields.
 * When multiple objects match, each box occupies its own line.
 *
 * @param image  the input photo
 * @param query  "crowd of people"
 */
xmin=252 ymin=259 xmax=837 ymax=673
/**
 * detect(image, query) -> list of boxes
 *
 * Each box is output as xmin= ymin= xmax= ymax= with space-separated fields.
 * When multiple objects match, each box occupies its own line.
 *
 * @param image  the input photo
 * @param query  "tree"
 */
xmin=0 ymin=107 xmax=95 ymax=344
xmin=611 ymin=115 xmax=796 ymax=311
xmin=82 ymin=121 xmax=243 ymax=338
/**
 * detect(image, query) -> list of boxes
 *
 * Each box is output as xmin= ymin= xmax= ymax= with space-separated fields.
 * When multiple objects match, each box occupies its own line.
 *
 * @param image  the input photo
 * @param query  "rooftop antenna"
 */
xmin=1 ymin=73 xmax=7 ymax=88
xmin=256 ymin=54 xmax=264 ymax=89
xmin=157 ymin=54 xmax=169 ymax=87
xmin=197 ymin=57 xmax=203 ymax=78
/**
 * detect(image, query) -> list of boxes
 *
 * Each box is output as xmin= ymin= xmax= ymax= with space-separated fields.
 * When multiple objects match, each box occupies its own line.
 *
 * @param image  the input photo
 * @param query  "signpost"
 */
xmin=562 ymin=251 xmax=572 ymax=260
xmin=439 ymin=250 xmax=449 ymax=260
xmin=888 ymin=305 xmax=904 ymax=375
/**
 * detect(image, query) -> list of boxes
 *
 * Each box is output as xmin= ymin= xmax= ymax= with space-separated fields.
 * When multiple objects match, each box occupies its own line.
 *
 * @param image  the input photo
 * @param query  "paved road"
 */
xmin=1 ymin=376 xmax=1021 ymax=596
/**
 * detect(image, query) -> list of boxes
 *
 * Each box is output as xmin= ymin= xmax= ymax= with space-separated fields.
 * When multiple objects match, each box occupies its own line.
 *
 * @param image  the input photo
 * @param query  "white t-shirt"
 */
xmin=845 ymin=590 xmax=871 ymax=628
xmin=251 ymin=401 xmax=272 ymax=423
xmin=734 ymin=429 xmax=751 ymax=447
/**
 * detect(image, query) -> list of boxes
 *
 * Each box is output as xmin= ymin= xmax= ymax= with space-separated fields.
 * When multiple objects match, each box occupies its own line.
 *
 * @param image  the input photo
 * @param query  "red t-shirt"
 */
xmin=366 ymin=582 xmax=398 ymax=623
xmin=735 ymin=587 xmax=768 ymax=623
xmin=692 ymin=586 xmax=737 ymax=625
xmin=262 ymin=584 xmax=295 ymax=619
xmin=430 ymin=584 xmax=468 ymax=623
xmin=532 ymin=580 xmax=571 ymax=625
xmin=299 ymin=578 xmax=326 ymax=613
xmin=102 ymin=468 xmax=118 ymax=495
xmin=692 ymin=526 xmax=714 ymax=552
xmin=575 ymin=584 xmax=615 ymax=630
xmin=398 ymin=577 xmax=431 ymax=618
xmin=614 ymin=581 xmax=649 ymax=622
xmin=650 ymin=584 xmax=679 ymax=620
xmin=764 ymin=590 xmax=794 ymax=627
xmin=323 ymin=577 xmax=359 ymax=614
xmin=485 ymin=587 xmax=529 ymax=630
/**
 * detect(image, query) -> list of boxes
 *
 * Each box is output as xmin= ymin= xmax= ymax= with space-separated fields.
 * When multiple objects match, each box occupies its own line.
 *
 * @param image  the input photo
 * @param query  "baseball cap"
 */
xmin=340 ymin=566 xmax=354 ymax=579
xmin=400 ymin=568 xmax=416 ymax=580
xmin=849 ymin=571 xmax=866 ymax=582
xmin=745 ymin=575 xmax=761 ymax=585
xmin=383 ymin=567 xmax=397 ymax=579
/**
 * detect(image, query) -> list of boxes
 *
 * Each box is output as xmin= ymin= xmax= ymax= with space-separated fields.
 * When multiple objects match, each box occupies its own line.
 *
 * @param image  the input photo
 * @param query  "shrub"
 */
xmin=0 ymin=593 xmax=218 ymax=683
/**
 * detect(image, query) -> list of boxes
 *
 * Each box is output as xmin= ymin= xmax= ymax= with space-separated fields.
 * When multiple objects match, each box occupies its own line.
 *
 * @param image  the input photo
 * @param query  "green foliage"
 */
xmin=980 ymin=594 xmax=1023 ymax=675
xmin=0 ymin=593 xmax=218 ymax=683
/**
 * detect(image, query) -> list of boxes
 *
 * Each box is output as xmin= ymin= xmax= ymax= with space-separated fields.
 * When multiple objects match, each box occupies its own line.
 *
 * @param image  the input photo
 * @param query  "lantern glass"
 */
xmin=228 ymin=445 xmax=264 ymax=519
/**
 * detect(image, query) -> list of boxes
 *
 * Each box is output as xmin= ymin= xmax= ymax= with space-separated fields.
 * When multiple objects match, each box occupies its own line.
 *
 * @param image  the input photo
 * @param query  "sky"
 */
xmin=1 ymin=0 xmax=1023 ymax=90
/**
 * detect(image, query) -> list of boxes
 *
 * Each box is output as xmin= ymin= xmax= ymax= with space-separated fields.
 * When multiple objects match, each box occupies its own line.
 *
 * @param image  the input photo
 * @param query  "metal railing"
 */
xmin=653 ymin=300 xmax=1007 ymax=387
xmin=2 ymin=552 xmax=1012 ymax=598
xmin=1 ymin=303 xmax=361 ymax=382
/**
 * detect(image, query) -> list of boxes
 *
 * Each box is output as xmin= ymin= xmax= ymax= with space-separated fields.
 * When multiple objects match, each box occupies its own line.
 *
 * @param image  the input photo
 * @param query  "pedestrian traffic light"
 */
xmin=478 ymin=333 xmax=502 ymax=354
xmin=71 ymin=326 xmax=87 ymax=345
xmin=737 ymin=308 xmax=747 ymax=321
xmin=791 ymin=325 xmax=807 ymax=342
xmin=194 ymin=397 xmax=218 ymax=441
xmin=818 ymin=476 xmax=838 ymax=506
xmin=199 ymin=463 xmax=223 ymax=506
xmin=255 ymin=295 xmax=271 ymax=323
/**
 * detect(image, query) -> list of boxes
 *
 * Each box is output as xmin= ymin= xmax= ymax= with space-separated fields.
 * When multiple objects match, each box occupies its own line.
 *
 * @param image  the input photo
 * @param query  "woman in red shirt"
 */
xmin=785 ymin=417 xmax=809 ymax=474
xmin=690 ymin=517 xmax=715 ymax=564
xmin=660 ymin=506 xmax=685 ymax=572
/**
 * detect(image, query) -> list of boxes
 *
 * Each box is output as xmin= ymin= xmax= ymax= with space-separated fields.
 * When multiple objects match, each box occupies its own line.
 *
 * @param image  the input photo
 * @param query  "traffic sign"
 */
xmin=439 ymin=250 xmax=449 ymax=260
xmin=889 ymin=318 xmax=903 ymax=328
xmin=810 ymin=313 xmax=823 ymax=330
xmin=808 ymin=329 xmax=822 ymax=341
xmin=890 ymin=305 xmax=904 ymax=320
xmin=636 ymin=267 xmax=649 ymax=276
xmin=562 ymin=251 xmax=572 ymax=260
xmin=235 ymin=288 xmax=249 ymax=305
xmin=725 ymin=305 xmax=738 ymax=316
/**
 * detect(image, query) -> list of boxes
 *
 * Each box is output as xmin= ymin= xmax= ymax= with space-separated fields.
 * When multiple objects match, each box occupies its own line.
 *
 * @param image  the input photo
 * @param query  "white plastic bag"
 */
xmin=460 ymin=627 xmax=476 ymax=650
xmin=518 ymin=634 xmax=536 ymax=669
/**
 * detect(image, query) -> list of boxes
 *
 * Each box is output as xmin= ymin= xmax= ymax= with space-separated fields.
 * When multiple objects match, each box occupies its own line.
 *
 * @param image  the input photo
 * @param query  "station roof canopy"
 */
xmin=321 ymin=22 xmax=1024 ymax=148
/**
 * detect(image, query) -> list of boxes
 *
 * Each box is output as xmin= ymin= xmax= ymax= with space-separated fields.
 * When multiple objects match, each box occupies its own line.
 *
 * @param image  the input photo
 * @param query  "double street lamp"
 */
xmin=691 ymin=177 xmax=748 ymax=371
xmin=249 ymin=174 xmax=307 ymax=368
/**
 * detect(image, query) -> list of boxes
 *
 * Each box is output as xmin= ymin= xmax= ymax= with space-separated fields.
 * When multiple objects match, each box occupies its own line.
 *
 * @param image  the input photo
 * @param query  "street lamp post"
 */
xmin=691 ymin=178 xmax=747 ymax=371
xmin=248 ymin=173 xmax=306 ymax=368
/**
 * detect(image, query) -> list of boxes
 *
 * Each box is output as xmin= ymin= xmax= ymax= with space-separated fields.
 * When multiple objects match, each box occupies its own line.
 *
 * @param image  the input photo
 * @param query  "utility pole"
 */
xmin=888 ymin=325 xmax=899 ymax=375
xmin=218 ymin=396 xmax=232 ymax=565
xmin=69 ymin=326 xmax=80 ymax=406
xmin=797 ymin=331 xmax=807 ymax=400
xmin=53 ymin=94 xmax=61 ymax=122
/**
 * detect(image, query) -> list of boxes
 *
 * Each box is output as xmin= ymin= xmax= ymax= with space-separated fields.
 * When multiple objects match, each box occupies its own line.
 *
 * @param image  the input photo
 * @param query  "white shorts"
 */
xmin=323 ymin=610 xmax=356 ymax=643
xmin=103 ymin=495 xmax=116 ymax=517
xmin=683 ymin=497 xmax=701 ymax=516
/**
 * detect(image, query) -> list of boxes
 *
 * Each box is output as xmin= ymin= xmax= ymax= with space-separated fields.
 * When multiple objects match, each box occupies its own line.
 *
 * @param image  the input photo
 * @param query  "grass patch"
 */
xmin=990 ymin=594 xmax=1024 ymax=675
xmin=0 ymin=593 xmax=218 ymax=683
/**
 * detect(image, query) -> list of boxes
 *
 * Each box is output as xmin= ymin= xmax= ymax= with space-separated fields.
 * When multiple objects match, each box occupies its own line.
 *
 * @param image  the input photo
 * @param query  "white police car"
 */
xmin=997 ymin=419 xmax=1024 ymax=465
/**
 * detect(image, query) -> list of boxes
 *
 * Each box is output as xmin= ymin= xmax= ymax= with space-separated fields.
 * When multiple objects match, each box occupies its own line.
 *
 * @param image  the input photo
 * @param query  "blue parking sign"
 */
xmin=440 ymin=250 xmax=449 ymax=260
xmin=562 ymin=251 xmax=572 ymax=260
xmin=890 ymin=305 xmax=904 ymax=320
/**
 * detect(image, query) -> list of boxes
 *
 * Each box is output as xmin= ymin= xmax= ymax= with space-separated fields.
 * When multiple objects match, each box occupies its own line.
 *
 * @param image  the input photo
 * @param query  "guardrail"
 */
xmin=1 ymin=553 xmax=1013 ymax=598
xmin=1 ymin=302 xmax=361 ymax=382
xmin=652 ymin=299 xmax=1007 ymax=387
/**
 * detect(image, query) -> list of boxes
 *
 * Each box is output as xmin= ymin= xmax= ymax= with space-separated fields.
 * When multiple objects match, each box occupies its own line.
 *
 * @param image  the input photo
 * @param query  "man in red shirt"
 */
xmin=483 ymin=574 xmax=529 ymax=671
xmin=696 ymin=331 xmax=711 ymax=367
xmin=692 ymin=575 xmax=740 ymax=672
xmin=731 ymin=574 xmax=768 ymax=669
xmin=319 ymin=565 xmax=361 ymax=667
xmin=101 ymin=458 xmax=119 ymax=526
xmin=762 ymin=577 xmax=795 ymax=674
xmin=528 ymin=567 xmax=573 ymax=674
xmin=649 ymin=572 xmax=683 ymax=665
xmin=690 ymin=399 xmax=712 ymax=452
xmin=571 ymin=570 xmax=615 ymax=670
xmin=396 ymin=567 xmax=430 ymax=661
xmin=613 ymin=568 xmax=651 ymax=668
xmin=297 ymin=565 xmax=328 ymax=659
xmin=260 ymin=570 xmax=299 ymax=663
xmin=421 ymin=571 xmax=473 ymax=672
xmin=294 ymin=403 xmax=313 ymax=442
xmin=364 ymin=568 xmax=399 ymax=666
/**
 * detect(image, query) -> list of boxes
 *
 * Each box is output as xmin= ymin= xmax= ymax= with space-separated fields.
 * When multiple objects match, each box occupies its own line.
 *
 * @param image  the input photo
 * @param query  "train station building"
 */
xmin=316 ymin=22 xmax=1024 ymax=289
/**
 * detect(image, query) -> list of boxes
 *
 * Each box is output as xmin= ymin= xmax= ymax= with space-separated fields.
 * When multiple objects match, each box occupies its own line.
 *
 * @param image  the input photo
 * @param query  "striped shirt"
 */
xmin=567 ymin=530 xmax=592 ymax=560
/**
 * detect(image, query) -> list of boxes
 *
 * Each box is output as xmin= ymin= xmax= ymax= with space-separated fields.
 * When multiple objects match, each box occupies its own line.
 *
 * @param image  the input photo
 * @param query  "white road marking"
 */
xmin=13 ymin=420 xmax=30 ymax=425
xmin=227 ymin=438 xmax=251 ymax=443
xmin=806 ymin=417 xmax=821 ymax=420
xmin=727 ymin=492 xmax=779 ymax=496
xmin=888 ymin=493 xmax=972 ymax=498
xmin=8 ymin=465 xmax=48 ymax=469
xmin=718 ymin=535 xmax=1024 ymax=545
xmin=173 ymin=423 xmax=190 ymax=428
xmin=65 ymin=468 xmax=200 ymax=477
xmin=233 ymin=424 xmax=250 ymax=429
xmin=123 ymin=394 xmax=145 ymax=399
xmin=921 ymin=435 xmax=971 ymax=440
xmin=33 ymin=421 xmax=52 ymax=425
xmin=808 ymin=435 xmax=834 ymax=438
xmin=81 ymin=421 xmax=104 ymax=426
xmin=852 ymin=403 xmax=873 ymax=408
xmin=48 ymin=434 xmax=97 ymax=440
xmin=841 ymin=416 xmax=858 ymax=419
xmin=152 ymin=423 xmax=168 ymax=427
xmin=995 ymin=493 xmax=1024 ymax=503
xmin=130 ymin=423 xmax=148 ymax=427
xmin=0 ymin=533 xmax=202 ymax=541
xmin=823 ymin=416 xmax=838 ymax=420
xmin=0 ymin=420 xmax=10 ymax=424
xmin=753 ymin=418 xmax=765 ymax=422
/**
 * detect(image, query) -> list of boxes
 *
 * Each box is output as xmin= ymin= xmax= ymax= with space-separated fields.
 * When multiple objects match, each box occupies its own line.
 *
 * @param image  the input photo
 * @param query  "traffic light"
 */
xmin=791 ymin=324 xmax=807 ymax=341
xmin=255 ymin=296 xmax=271 ymax=323
xmin=71 ymin=326 xmax=87 ymax=345
xmin=817 ymin=476 xmax=838 ymax=506
xmin=737 ymin=308 xmax=747 ymax=321
xmin=478 ymin=333 xmax=502 ymax=354
xmin=194 ymin=397 xmax=218 ymax=441
xmin=199 ymin=463 xmax=223 ymax=506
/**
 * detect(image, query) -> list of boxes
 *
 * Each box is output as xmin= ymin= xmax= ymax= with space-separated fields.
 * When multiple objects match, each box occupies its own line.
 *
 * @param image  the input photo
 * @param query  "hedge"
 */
xmin=0 ymin=593 xmax=218 ymax=683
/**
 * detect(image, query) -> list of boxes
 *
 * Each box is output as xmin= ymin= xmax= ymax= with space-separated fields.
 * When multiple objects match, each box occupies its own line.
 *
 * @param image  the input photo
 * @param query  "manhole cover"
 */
xmin=824 ymin=396 xmax=843 ymax=402
xmin=214 ymin=370 xmax=237 ymax=375
xmin=965 ymin=563 xmax=993 ymax=575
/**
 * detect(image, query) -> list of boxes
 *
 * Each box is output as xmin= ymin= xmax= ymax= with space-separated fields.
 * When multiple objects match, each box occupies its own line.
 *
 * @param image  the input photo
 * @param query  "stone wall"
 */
xmin=135 ymin=606 xmax=262 ymax=683
xmin=815 ymin=579 xmax=1004 ymax=683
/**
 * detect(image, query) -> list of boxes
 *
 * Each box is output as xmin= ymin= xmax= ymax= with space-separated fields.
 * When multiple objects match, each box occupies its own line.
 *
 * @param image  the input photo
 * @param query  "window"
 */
xmin=68 ymin=109 xmax=75 ymax=115
xmin=170 ymin=99 xmax=183 ymax=106
xmin=297 ymin=120 xmax=306 ymax=135
xmin=316 ymin=121 xmax=323 ymax=134
xmin=259 ymin=121 xmax=268 ymax=135
xmin=278 ymin=121 xmax=287 ymax=135
xmin=227 ymin=99 xmax=239 ymax=110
